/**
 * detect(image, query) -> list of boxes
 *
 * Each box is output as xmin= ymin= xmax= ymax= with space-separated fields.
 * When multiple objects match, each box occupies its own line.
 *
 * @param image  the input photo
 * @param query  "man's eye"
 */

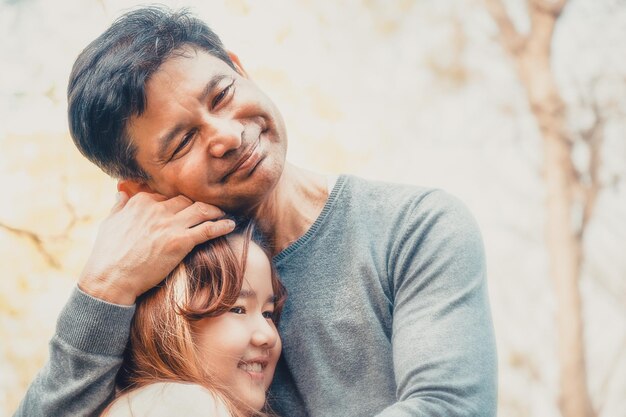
xmin=212 ymin=81 xmax=234 ymax=108
xmin=170 ymin=130 xmax=196 ymax=159
xmin=230 ymin=306 xmax=246 ymax=314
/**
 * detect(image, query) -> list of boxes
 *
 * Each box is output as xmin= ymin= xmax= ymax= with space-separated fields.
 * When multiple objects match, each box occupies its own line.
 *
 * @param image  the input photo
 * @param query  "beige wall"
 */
xmin=1 ymin=0 xmax=625 ymax=416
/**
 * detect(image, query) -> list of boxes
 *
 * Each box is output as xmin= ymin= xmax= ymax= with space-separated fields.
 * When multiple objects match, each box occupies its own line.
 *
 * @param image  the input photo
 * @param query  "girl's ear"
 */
xmin=117 ymin=179 xmax=154 ymax=197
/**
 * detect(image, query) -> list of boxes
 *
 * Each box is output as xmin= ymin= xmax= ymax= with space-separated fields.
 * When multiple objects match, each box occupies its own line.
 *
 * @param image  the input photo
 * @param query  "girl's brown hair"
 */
xmin=108 ymin=224 xmax=286 ymax=417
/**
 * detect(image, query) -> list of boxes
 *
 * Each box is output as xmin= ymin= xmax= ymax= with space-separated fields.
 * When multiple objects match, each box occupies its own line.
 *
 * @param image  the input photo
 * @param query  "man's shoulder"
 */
xmin=341 ymin=174 xmax=434 ymax=196
xmin=340 ymin=174 xmax=463 ymax=216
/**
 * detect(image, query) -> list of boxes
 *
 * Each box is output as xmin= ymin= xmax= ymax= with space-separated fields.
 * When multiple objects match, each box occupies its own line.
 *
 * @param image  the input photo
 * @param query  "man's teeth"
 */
xmin=239 ymin=362 xmax=263 ymax=373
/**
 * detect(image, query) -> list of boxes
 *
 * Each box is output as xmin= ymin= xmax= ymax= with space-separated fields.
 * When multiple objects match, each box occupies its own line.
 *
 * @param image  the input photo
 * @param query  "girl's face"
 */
xmin=193 ymin=239 xmax=281 ymax=412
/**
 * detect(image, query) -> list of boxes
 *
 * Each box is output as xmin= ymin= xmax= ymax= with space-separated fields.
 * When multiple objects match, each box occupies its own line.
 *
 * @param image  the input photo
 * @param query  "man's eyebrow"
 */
xmin=198 ymin=74 xmax=229 ymax=103
xmin=155 ymin=74 xmax=230 ymax=160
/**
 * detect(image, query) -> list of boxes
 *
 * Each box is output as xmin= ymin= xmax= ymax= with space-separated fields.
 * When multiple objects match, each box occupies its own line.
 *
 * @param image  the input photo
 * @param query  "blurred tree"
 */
xmin=485 ymin=1 xmax=601 ymax=417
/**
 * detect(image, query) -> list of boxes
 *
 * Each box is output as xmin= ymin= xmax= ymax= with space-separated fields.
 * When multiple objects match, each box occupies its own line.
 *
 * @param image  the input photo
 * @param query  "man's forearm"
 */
xmin=14 ymin=286 xmax=135 ymax=417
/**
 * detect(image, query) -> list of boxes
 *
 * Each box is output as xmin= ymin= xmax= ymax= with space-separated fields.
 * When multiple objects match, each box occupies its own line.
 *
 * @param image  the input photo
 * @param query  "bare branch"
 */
xmin=490 ymin=1 xmax=595 ymax=415
xmin=596 ymin=333 xmax=626 ymax=416
xmin=0 ymin=179 xmax=92 ymax=272
xmin=530 ymin=0 xmax=568 ymax=17
xmin=0 ymin=222 xmax=61 ymax=269
xmin=579 ymin=110 xmax=602 ymax=239
xmin=484 ymin=0 xmax=527 ymax=56
xmin=526 ymin=0 xmax=567 ymax=58
xmin=572 ymin=79 xmax=605 ymax=240
xmin=58 ymin=176 xmax=92 ymax=238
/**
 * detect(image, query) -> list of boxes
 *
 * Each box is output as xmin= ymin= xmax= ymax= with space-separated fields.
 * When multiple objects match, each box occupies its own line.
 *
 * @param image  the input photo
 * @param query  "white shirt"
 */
xmin=103 ymin=382 xmax=232 ymax=417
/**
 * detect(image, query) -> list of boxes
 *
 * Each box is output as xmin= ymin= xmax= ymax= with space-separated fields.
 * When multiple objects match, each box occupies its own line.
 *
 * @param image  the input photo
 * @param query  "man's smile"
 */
xmin=223 ymin=134 xmax=262 ymax=182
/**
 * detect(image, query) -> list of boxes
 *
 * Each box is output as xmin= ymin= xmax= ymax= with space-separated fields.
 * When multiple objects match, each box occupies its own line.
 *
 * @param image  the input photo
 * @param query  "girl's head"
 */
xmin=116 ymin=225 xmax=286 ymax=416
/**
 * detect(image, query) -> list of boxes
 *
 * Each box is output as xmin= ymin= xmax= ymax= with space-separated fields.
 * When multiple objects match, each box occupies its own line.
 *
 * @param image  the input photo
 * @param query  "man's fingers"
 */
xmin=188 ymin=218 xmax=236 ymax=245
xmin=110 ymin=191 xmax=129 ymax=214
xmin=161 ymin=194 xmax=194 ymax=212
xmin=177 ymin=202 xmax=225 ymax=227
xmin=149 ymin=193 xmax=168 ymax=202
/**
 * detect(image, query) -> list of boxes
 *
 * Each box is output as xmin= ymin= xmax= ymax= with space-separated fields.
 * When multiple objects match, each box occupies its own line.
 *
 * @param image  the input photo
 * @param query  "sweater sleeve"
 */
xmin=13 ymin=285 xmax=136 ymax=417
xmin=376 ymin=191 xmax=497 ymax=417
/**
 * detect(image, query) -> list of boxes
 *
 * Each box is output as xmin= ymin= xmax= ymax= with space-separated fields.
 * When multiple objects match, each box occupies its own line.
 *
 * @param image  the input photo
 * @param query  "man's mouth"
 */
xmin=222 ymin=136 xmax=262 ymax=181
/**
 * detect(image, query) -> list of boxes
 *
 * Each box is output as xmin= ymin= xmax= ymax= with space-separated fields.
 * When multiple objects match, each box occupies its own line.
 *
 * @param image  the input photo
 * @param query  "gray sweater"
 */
xmin=15 ymin=175 xmax=497 ymax=417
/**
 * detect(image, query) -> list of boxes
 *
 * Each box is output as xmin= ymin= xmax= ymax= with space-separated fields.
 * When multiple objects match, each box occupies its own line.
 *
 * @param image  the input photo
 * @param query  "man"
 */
xmin=16 ymin=7 xmax=497 ymax=417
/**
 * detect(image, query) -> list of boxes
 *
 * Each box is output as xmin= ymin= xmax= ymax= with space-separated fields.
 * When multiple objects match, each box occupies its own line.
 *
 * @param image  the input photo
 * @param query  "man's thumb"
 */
xmin=111 ymin=191 xmax=129 ymax=213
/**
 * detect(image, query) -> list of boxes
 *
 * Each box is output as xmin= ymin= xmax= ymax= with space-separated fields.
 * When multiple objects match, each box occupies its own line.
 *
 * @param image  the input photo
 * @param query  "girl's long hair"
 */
xmin=107 ymin=224 xmax=286 ymax=417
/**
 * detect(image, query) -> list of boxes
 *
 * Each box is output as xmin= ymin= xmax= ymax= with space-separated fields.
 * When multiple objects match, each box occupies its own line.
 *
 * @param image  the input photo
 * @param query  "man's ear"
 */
xmin=227 ymin=51 xmax=248 ymax=78
xmin=117 ymin=179 xmax=154 ymax=197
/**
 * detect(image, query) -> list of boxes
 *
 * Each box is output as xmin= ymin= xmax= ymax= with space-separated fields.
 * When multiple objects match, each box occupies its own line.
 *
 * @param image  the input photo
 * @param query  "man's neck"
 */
xmin=251 ymin=162 xmax=330 ymax=255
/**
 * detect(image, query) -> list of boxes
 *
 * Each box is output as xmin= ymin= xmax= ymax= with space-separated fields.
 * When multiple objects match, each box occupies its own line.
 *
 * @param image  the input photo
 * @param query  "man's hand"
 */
xmin=78 ymin=191 xmax=236 ymax=305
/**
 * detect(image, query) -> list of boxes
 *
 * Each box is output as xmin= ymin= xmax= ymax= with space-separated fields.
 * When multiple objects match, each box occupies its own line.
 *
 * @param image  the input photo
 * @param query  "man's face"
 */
xmin=127 ymin=48 xmax=288 ymax=213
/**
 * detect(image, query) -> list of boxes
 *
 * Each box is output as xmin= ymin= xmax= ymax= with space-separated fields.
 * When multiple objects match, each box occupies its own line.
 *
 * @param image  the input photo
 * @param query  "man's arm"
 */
xmin=14 ymin=288 xmax=135 ymax=417
xmin=377 ymin=191 xmax=497 ymax=417
xmin=14 ymin=191 xmax=235 ymax=417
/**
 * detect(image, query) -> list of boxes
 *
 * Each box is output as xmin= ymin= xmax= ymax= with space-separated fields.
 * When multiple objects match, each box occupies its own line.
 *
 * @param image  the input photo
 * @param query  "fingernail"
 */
xmin=225 ymin=219 xmax=236 ymax=229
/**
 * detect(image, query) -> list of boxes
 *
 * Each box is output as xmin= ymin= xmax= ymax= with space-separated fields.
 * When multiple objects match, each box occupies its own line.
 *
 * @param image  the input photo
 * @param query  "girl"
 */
xmin=102 ymin=225 xmax=286 ymax=417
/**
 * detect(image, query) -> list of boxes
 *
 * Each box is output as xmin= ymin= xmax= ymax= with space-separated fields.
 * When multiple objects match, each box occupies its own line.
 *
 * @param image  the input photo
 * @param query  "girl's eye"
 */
xmin=230 ymin=306 xmax=246 ymax=314
xmin=262 ymin=311 xmax=274 ymax=319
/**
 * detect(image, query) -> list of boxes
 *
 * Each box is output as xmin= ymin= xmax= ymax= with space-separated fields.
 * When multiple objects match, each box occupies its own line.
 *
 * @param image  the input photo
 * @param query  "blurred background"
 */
xmin=0 ymin=0 xmax=624 ymax=416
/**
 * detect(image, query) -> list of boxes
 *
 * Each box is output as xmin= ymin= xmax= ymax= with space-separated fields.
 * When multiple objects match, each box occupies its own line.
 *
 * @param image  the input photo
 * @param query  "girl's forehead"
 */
xmin=225 ymin=233 xmax=247 ymax=253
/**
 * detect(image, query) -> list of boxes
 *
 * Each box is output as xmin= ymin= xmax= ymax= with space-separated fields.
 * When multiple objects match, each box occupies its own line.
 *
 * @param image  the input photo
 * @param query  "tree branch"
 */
xmin=0 ymin=179 xmax=90 ymax=270
xmin=0 ymin=222 xmax=61 ymax=269
xmin=596 ymin=333 xmax=626 ymax=416
xmin=526 ymin=0 xmax=568 ymax=58
xmin=530 ymin=0 xmax=568 ymax=17
xmin=579 ymin=113 xmax=602 ymax=239
xmin=484 ymin=0 xmax=527 ymax=56
xmin=58 ymin=176 xmax=92 ymax=238
xmin=574 ymin=80 xmax=605 ymax=240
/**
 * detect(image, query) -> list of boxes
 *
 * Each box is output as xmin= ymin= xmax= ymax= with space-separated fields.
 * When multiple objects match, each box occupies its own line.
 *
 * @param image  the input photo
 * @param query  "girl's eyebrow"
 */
xmin=237 ymin=289 xmax=276 ymax=303
xmin=238 ymin=289 xmax=256 ymax=299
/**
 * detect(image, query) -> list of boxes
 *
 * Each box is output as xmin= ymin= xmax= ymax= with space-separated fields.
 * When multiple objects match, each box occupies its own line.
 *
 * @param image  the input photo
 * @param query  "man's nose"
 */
xmin=204 ymin=116 xmax=243 ymax=158
xmin=251 ymin=315 xmax=279 ymax=349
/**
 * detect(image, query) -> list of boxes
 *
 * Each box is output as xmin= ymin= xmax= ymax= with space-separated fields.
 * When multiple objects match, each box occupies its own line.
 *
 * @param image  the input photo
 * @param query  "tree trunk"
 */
xmin=485 ymin=1 xmax=595 ymax=416
xmin=530 ymin=76 xmax=594 ymax=417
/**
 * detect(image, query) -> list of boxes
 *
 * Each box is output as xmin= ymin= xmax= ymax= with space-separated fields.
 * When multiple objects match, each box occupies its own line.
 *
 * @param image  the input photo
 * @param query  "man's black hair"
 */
xmin=68 ymin=6 xmax=235 ymax=179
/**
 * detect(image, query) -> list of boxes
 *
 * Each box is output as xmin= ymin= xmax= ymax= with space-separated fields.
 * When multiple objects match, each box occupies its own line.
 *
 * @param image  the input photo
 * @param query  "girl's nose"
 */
xmin=250 ymin=315 xmax=279 ymax=349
